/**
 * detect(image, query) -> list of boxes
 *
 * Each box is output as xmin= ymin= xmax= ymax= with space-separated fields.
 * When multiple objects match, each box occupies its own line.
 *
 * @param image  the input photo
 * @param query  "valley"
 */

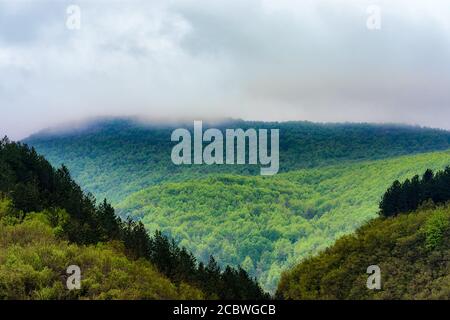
xmin=116 ymin=150 xmax=450 ymax=291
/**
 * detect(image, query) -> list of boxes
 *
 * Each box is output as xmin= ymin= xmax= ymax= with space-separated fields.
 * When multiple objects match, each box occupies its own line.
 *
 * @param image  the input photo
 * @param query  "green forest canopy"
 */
xmin=26 ymin=118 xmax=450 ymax=203
xmin=24 ymin=119 xmax=450 ymax=293
xmin=117 ymin=150 xmax=450 ymax=292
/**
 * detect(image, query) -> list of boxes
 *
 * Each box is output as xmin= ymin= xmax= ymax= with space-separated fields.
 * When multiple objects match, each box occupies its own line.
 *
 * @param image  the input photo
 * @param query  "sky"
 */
xmin=1 ymin=0 xmax=450 ymax=140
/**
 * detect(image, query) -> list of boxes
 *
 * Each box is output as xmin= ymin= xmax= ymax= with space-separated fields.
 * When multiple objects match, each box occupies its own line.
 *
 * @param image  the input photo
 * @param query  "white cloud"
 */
xmin=0 ymin=0 xmax=450 ymax=139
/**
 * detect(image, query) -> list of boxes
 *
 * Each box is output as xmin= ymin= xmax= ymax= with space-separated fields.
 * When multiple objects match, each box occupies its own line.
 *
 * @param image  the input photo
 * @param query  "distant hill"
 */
xmin=25 ymin=118 xmax=450 ymax=203
xmin=276 ymin=167 xmax=450 ymax=299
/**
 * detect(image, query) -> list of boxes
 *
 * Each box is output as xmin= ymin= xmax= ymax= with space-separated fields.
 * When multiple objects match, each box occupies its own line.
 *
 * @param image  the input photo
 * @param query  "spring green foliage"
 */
xmin=0 ymin=138 xmax=267 ymax=299
xmin=276 ymin=204 xmax=450 ymax=299
xmin=117 ymin=150 xmax=450 ymax=292
xmin=26 ymin=118 xmax=450 ymax=203
xmin=0 ymin=201 xmax=203 ymax=300
xmin=424 ymin=207 xmax=449 ymax=250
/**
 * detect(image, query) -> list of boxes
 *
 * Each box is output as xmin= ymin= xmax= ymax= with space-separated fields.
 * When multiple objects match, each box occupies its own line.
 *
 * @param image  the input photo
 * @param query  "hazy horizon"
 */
xmin=17 ymin=115 xmax=449 ymax=143
xmin=2 ymin=0 xmax=450 ymax=140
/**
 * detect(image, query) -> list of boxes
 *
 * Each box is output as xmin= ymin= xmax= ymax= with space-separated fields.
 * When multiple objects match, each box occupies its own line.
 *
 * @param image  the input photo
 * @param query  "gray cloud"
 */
xmin=0 ymin=0 xmax=449 ymax=139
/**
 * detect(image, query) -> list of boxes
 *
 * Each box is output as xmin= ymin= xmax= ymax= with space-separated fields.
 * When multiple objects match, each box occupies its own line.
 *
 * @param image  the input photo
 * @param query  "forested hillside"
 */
xmin=276 ymin=204 xmax=450 ymax=299
xmin=117 ymin=150 xmax=450 ymax=292
xmin=0 ymin=199 xmax=203 ymax=299
xmin=0 ymin=138 xmax=267 ymax=299
xmin=24 ymin=119 xmax=450 ymax=293
xmin=277 ymin=168 xmax=450 ymax=299
xmin=26 ymin=118 xmax=450 ymax=203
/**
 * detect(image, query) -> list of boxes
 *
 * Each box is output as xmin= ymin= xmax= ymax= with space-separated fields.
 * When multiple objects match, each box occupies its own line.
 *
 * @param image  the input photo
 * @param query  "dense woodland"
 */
xmin=277 ymin=168 xmax=450 ymax=299
xmin=5 ymin=118 xmax=450 ymax=298
xmin=0 ymin=137 xmax=267 ymax=299
xmin=24 ymin=119 xmax=450 ymax=293
xmin=2 ymin=138 xmax=448 ymax=299
xmin=26 ymin=118 xmax=450 ymax=203
xmin=117 ymin=151 xmax=450 ymax=292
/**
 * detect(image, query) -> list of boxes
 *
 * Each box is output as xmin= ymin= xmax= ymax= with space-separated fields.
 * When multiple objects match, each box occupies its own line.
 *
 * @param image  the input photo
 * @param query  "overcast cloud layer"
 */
xmin=1 ymin=0 xmax=450 ymax=139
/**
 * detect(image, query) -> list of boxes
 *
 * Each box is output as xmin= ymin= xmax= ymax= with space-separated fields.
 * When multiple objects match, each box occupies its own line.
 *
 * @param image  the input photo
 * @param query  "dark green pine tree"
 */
xmin=96 ymin=199 xmax=121 ymax=241
xmin=380 ymin=180 xmax=402 ymax=217
xmin=380 ymin=167 xmax=450 ymax=217
xmin=123 ymin=219 xmax=152 ymax=260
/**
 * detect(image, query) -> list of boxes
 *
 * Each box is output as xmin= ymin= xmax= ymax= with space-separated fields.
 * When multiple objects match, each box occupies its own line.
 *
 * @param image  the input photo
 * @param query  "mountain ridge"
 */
xmin=25 ymin=117 xmax=450 ymax=203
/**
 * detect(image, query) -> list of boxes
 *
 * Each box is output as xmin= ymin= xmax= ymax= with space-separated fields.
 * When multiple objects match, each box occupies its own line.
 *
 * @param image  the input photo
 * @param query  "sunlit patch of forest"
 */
xmin=117 ymin=150 xmax=450 ymax=292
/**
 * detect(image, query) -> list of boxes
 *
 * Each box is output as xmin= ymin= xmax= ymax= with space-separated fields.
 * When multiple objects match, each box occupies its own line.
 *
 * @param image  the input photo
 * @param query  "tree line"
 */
xmin=0 ymin=137 xmax=268 ymax=299
xmin=380 ymin=166 xmax=450 ymax=217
